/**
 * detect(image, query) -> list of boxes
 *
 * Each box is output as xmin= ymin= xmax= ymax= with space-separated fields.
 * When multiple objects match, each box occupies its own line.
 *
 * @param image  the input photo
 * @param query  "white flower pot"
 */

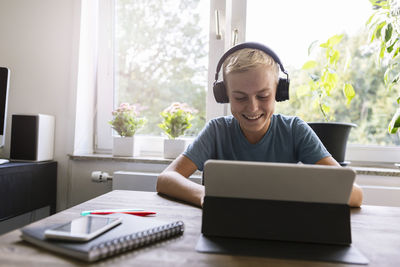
xmin=163 ymin=139 xmax=186 ymax=159
xmin=113 ymin=136 xmax=136 ymax=157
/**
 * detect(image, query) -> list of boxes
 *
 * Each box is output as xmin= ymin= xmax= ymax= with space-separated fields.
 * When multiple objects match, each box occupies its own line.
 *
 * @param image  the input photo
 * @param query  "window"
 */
xmin=245 ymin=0 xmax=399 ymax=162
xmin=246 ymin=0 xmax=399 ymax=145
xmin=96 ymin=0 xmax=210 ymax=154
xmin=115 ymin=0 xmax=209 ymax=135
xmin=96 ymin=0 xmax=399 ymax=163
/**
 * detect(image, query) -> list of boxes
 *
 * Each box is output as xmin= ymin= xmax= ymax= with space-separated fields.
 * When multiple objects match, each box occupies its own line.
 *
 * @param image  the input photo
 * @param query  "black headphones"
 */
xmin=213 ymin=42 xmax=290 ymax=103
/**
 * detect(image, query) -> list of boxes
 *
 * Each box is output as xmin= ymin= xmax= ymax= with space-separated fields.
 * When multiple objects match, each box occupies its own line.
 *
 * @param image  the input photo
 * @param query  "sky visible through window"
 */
xmin=246 ymin=0 xmax=373 ymax=68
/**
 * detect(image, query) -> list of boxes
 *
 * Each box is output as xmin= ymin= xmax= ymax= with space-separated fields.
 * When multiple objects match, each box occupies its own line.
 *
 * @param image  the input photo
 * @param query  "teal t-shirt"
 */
xmin=183 ymin=114 xmax=330 ymax=171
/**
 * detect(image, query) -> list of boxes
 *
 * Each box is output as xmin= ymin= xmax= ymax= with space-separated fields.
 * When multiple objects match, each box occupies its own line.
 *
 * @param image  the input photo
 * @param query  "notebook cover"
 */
xmin=20 ymin=213 xmax=184 ymax=262
xmin=196 ymin=234 xmax=369 ymax=265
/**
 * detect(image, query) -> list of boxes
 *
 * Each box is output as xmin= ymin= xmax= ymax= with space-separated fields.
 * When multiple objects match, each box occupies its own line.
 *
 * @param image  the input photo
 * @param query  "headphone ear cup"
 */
xmin=213 ymin=81 xmax=229 ymax=103
xmin=276 ymin=78 xmax=290 ymax=102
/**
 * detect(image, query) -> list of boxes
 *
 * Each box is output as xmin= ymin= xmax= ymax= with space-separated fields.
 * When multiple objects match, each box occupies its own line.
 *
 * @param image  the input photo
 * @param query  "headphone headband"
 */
xmin=214 ymin=42 xmax=287 ymax=82
xmin=213 ymin=42 xmax=290 ymax=103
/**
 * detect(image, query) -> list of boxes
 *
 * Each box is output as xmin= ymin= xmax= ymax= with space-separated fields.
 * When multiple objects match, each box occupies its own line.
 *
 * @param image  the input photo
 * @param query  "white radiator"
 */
xmin=356 ymin=174 xmax=400 ymax=207
xmin=112 ymin=171 xmax=202 ymax=191
xmin=360 ymin=186 xmax=400 ymax=207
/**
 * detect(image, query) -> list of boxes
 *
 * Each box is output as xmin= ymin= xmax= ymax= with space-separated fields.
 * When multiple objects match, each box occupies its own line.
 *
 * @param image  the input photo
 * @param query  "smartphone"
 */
xmin=44 ymin=215 xmax=122 ymax=241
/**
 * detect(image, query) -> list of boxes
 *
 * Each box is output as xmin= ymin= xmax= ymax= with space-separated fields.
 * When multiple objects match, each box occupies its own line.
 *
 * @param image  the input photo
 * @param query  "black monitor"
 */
xmin=0 ymin=67 xmax=10 ymax=148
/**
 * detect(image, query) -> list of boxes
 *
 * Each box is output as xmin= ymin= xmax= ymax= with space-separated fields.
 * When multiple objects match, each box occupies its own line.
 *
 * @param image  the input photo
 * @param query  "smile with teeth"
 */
xmin=243 ymin=114 xmax=263 ymax=120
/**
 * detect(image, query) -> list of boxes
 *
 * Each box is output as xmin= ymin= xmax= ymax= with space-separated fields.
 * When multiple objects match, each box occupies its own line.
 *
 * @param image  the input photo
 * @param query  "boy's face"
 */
xmin=226 ymin=65 xmax=277 ymax=144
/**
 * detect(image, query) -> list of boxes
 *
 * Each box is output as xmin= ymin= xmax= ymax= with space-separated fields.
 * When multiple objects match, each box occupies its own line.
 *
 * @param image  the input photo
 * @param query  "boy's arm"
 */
xmin=156 ymin=154 xmax=205 ymax=207
xmin=316 ymin=156 xmax=363 ymax=208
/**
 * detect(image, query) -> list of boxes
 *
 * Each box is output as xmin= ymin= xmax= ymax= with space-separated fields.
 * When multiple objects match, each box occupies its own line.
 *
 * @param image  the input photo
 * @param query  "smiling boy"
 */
xmin=156 ymin=43 xmax=363 ymax=208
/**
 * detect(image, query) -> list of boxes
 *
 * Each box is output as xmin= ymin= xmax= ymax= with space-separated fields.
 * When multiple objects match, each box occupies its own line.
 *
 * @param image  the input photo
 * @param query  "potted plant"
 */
xmin=299 ymin=34 xmax=357 ymax=165
xmin=366 ymin=0 xmax=400 ymax=137
xmin=109 ymin=103 xmax=146 ymax=157
xmin=159 ymin=102 xmax=197 ymax=159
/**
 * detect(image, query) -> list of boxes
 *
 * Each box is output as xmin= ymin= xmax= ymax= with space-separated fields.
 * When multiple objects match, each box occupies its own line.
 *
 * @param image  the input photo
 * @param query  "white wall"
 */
xmin=0 ymin=0 xmax=81 ymax=210
xmin=0 ymin=0 xmax=171 ymax=211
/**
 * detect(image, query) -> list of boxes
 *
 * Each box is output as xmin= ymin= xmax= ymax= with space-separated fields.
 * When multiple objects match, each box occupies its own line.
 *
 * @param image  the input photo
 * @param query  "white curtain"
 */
xmin=73 ymin=0 xmax=99 ymax=154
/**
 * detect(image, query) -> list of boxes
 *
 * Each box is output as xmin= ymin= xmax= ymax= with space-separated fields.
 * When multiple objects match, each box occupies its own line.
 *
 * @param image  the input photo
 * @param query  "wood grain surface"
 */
xmin=0 ymin=190 xmax=399 ymax=266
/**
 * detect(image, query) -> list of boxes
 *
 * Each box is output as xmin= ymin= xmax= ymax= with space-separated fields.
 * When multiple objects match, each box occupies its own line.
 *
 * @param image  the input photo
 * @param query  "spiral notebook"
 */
xmin=20 ymin=213 xmax=184 ymax=262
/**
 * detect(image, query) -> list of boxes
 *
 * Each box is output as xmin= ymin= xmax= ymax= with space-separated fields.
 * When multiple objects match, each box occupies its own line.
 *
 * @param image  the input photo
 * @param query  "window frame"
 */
xmin=95 ymin=0 xmax=400 ymax=164
xmin=95 ymin=0 xmax=114 ymax=153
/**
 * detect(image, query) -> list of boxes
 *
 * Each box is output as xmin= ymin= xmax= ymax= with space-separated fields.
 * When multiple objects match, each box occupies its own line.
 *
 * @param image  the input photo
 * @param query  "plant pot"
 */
xmin=308 ymin=122 xmax=356 ymax=166
xmin=163 ymin=139 xmax=186 ymax=159
xmin=113 ymin=136 xmax=135 ymax=157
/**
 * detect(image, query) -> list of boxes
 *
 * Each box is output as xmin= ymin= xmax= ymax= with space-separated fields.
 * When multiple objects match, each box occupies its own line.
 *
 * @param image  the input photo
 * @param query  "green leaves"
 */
xmin=343 ymin=83 xmax=355 ymax=106
xmin=387 ymin=40 xmax=395 ymax=53
xmin=321 ymin=70 xmax=338 ymax=96
xmin=299 ymin=34 xmax=355 ymax=121
xmin=365 ymin=0 xmax=400 ymax=134
xmin=385 ymin=23 xmax=393 ymax=42
xmin=158 ymin=103 xmax=196 ymax=139
xmin=365 ymin=12 xmax=375 ymax=26
xmin=388 ymin=108 xmax=400 ymax=134
xmin=109 ymin=105 xmax=146 ymax=137
xmin=320 ymin=104 xmax=331 ymax=122
xmin=383 ymin=64 xmax=399 ymax=86
xmin=320 ymin=34 xmax=343 ymax=48
xmin=302 ymin=60 xmax=317 ymax=70
xmin=329 ymin=50 xmax=340 ymax=65
xmin=372 ymin=21 xmax=386 ymax=42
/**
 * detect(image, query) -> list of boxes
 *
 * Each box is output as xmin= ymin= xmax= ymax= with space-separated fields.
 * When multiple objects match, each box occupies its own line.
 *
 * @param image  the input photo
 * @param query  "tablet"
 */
xmin=203 ymin=160 xmax=356 ymax=204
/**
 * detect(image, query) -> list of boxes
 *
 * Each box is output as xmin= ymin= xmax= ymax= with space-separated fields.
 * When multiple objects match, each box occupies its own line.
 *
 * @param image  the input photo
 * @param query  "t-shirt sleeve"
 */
xmin=293 ymin=118 xmax=331 ymax=164
xmin=183 ymin=120 xmax=217 ymax=171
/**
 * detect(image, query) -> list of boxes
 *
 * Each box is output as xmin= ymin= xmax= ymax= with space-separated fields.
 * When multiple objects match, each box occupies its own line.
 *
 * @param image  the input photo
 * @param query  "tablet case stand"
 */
xmin=197 ymin=196 xmax=369 ymax=265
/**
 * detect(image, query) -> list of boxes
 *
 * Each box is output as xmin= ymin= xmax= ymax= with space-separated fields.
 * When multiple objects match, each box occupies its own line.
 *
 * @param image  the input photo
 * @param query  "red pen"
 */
xmin=89 ymin=211 xmax=156 ymax=216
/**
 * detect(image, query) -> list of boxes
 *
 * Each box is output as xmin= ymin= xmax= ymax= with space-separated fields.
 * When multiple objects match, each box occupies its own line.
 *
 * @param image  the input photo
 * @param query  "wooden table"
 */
xmin=0 ymin=190 xmax=399 ymax=266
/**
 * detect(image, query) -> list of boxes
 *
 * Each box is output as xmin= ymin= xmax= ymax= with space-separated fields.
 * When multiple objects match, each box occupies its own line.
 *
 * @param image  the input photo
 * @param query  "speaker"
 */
xmin=10 ymin=114 xmax=55 ymax=161
xmin=213 ymin=42 xmax=290 ymax=103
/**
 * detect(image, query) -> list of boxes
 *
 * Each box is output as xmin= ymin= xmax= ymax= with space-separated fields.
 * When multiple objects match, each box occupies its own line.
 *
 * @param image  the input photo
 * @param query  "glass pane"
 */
xmin=246 ymin=0 xmax=400 ymax=146
xmin=115 ymin=0 xmax=209 ymax=136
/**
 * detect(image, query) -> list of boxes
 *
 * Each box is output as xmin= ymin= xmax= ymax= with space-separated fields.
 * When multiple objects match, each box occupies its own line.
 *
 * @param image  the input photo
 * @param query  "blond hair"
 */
xmin=222 ymin=48 xmax=280 ymax=83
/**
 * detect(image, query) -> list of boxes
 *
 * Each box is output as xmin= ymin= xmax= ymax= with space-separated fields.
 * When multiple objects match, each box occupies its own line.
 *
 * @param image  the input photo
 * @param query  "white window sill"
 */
xmin=94 ymin=135 xmax=195 ymax=159
xmin=68 ymin=153 xmax=173 ymax=165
